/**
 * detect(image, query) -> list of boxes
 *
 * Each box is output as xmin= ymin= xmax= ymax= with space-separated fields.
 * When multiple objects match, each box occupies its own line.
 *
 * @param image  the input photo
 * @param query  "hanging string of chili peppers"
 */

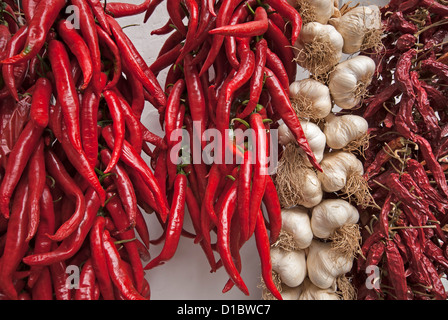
xmin=351 ymin=0 xmax=448 ymax=300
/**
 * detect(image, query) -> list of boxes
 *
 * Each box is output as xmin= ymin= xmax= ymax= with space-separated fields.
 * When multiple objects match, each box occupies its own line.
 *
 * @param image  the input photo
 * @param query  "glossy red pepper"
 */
xmin=209 ymin=6 xmax=268 ymax=37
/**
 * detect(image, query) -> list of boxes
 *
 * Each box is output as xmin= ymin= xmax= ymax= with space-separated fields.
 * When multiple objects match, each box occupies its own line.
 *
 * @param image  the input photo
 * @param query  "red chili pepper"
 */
xmin=264 ymin=67 xmax=322 ymax=171
xmin=85 ymin=0 xmax=112 ymax=34
xmin=254 ymin=208 xmax=282 ymax=300
xmin=57 ymin=19 xmax=93 ymax=90
xmin=210 ymin=6 xmax=268 ymax=37
xmin=22 ymin=187 xmax=101 ymax=266
xmin=237 ymin=38 xmax=268 ymax=120
xmin=48 ymin=39 xmax=84 ymax=154
xmin=174 ymin=0 xmax=199 ymax=64
xmin=102 ymin=125 xmax=169 ymax=222
xmin=264 ymin=0 xmax=301 ymax=45
xmin=22 ymin=0 xmax=41 ymax=22
xmin=248 ymin=113 xmax=268 ymax=239
xmin=43 ymin=150 xmax=87 ymax=241
xmin=237 ymin=150 xmax=252 ymax=242
xmin=216 ymin=180 xmax=249 ymax=295
xmin=144 ymin=173 xmax=187 ymax=270
xmin=0 ymin=119 xmax=44 ymax=219
xmin=262 ymin=175 xmax=282 ymax=244
xmin=165 ymin=79 xmax=185 ymax=149
xmin=49 ymin=257 xmax=72 ymax=300
xmin=25 ymin=139 xmax=45 ymax=241
xmin=27 ymin=185 xmax=56 ymax=289
xmin=31 ymin=267 xmax=53 ymax=300
xmin=1 ymin=0 xmax=66 ymax=65
xmin=103 ymin=89 xmax=126 ymax=174
xmin=0 ymin=176 xmax=29 ymax=300
xmin=74 ymin=258 xmax=97 ymax=300
xmin=80 ymin=84 xmax=101 ymax=169
xmin=105 ymin=191 xmax=145 ymax=293
xmin=105 ymin=0 xmax=151 ymax=18
xmin=102 ymin=229 xmax=147 ymax=300
xmin=90 ymin=215 xmax=115 ymax=300
xmin=29 ymin=77 xmax=52 ymax=128
xmin=385 ymin=239 xmax=409 ymax=300
xmin=265 ymin=47 xmax=290 ymax=93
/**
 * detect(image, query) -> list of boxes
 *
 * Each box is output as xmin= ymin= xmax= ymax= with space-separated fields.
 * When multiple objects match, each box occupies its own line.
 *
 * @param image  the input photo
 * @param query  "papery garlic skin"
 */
xmin=281 ymin=207 xmax=314 ymax=249
xmin=311 ymin=199 xmax=359 ymax=239
xmin=328 ymin=55 xmax=376 ymax=109
xmin=289 ymin=78 xmax=333 ymax=119
xmin=299 ymin=168 xmax=323 ymax=208
xmin=317 ymin=151 xmax=364 ymax=193
xmin=324 ymin=113 xmax=369 ymax=149
xmin=328 ymin=5 xmax=381 ymax=54
xmin=299 ymin=278 xmax=341 ymax=300
xmin=293 ymin=23 xmax=344 ymax=74
xmin=271 ymin=247 xmax=307 ymax=288
xmin=306 ymin=240 xmax=353 ymax=289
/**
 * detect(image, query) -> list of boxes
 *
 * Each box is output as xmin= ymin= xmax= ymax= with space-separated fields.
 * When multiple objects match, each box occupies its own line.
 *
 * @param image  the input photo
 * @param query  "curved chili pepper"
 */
xmin=1 ymin=25 xmax=27 ymax=102
xmin=57 ymin=19 xmax=93 ymax=90
xmin=23 ymin=187 xmax=100 ymax=267
xmin=102 ymin=125 xmax=169 ymax=222
xmin=29 ymin=77 xmax=52 ymax=129
xmin=95 ymin=25 xmax=122 ymax=91
xmin=262 ymin=175 xmax=282 ymax=244
xmin=265 ymin=47 xmax=289 ymax=93
xmin=0 ymin=176 xmax=29 ymax=300
xmin=85 ymin=0 xmax=111 ymax=35
xmin=22 ymin=0 xmax=41 ymax=22
xmin=237 ymin=150 xmax=252 ymax=242
xmin=25 ymin=139 xmax=46 ymax=241
xmin=100 ymin=149 xmax=138 ymax=228
xmin=209 ymin=6 xmax=268 ymax=37
xmin=81 ymin=84 xmax=101 ymax=169
xmin=48 ymin=39 xmax=84 ymax=154
xmin=264 ymin=67 xmax=322 ymax=172
xmin=49 ymin=257 xmax=72 ymax=300
xmin=105 ymin=0 xmax=151 ymax=17
xmin=103 ymin=90 xmax=125 ymax=174
xmin=165 ymin=79 xmax=185 ymax=149
xmin=166 ymin=0 xmax=188 ymax=36
xmin=1 ymin=0 xmax=66 ymax=65
xmin=150 ymin=43 xmax=183 ymax=77
xmin=105 ymin=192 xmax=145 ymax=293
xmin=254 ymin=208 xmax=283 ymax=300
xmin=26 ymin=185 xmax=55 ymax=289
xmin=90 ymin=215 xmax=115 ymax=300
xmin=43 ymin=150 xmax=87 ymax=241
xmin=237 ymin=38 xmax=268 ymax=120
xmin=0 ymin=119 xmax=44 ymax=219
xmin=216 ymin=180 xmax=249 ymax=295
xmin=102 ymin=229 xmax=147 ymax=300
xmin=264 ymin=0 xmax=301 ymax=45
xmin=144 ymin=173 xmax=187 ymax=270
xmin=174 ymin=0 xmax=199 ymax=64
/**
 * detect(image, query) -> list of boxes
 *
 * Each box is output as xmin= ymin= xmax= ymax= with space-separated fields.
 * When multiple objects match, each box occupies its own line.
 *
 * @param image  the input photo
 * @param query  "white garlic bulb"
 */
xmin=271 ymin=247 xmax=307 ymax=288
xmin=280 ymin=284 xmax=302 ymax=300
xmin=311 ymin=199 xmax=359 ymax=239
xmin=293 ymin=22 xmax=344 ymax=75
xmin=299 ymin=278 xmax=341 ymax=300
xmin=306 ymin=240 xmax=353 ymax=289
xmin=328 ymin=55 xmax=376 ymax=110
xmin=324 ymin=113 xmax=369 ymax=149
xmin=317 ymin=151 xmax=364 ymax=193
xmin=328 ymin=5 xmax=382 ymax=54
xmin=281 ymin=206 xmax=314 ymax=249
xmin=289 ymin=78 xmax=333 ymax=119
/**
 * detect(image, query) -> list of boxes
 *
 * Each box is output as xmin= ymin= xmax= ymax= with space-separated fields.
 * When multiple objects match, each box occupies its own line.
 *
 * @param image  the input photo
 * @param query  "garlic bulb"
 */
xmin=289 ymin=78 xmax=333 ymax=119
xmin=311 ymin=199 xmax=359 ymax=239
xmin=275 ymin=144 xmax=323 ymax=208
xmin=317 ymin=151 xmax=363 ymax=193
xmin=281 ymin=206 xmax=313 ymax=249
xmin=287 ymin=0 xmax=334 ymax=24
xmin=328 ymin=55 xmax=376 ymax=110
xmin=278 ymin=121 xmax=326 ymax=163
xmin=299 ymin=278 xmax=341 ymax=300
xmin=324 ymin=113 xmax=369 ymax=149
xmin=328 ymin=5 xmax=382 ymax=54
xmin=306 ymin=240 xmax=353 ymax=289
xmin=271 ymin=247 xmax=307 ymax=288
xmin=293 ymin=22 xmax=344 ymax=75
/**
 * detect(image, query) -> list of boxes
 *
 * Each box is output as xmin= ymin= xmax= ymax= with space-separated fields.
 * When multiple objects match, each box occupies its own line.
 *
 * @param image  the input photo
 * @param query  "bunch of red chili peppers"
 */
xmin=143 ymin=0 xmax=324 ymax=300
xmin=0 ymin=0 xmax=169 ymax=300
xmin=351 ymin=0 xmax=448 ymax=300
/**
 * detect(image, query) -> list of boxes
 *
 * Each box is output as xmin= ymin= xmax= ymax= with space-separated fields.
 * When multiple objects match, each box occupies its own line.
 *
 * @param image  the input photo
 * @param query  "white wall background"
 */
xmin=116 ymin=0 xmax=389 ymax=300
